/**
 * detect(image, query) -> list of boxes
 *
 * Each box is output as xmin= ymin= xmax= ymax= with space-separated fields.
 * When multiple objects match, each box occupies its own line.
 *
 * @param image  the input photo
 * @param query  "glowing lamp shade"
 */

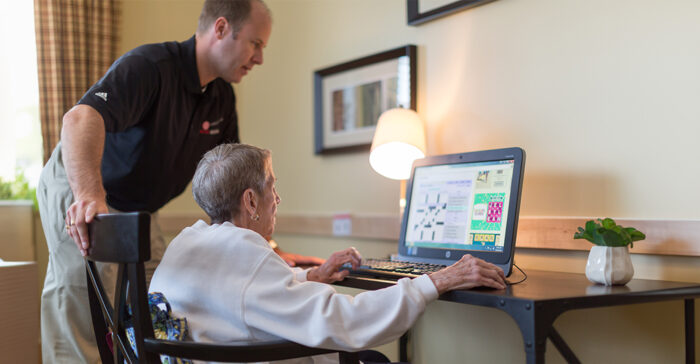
xmin=369 ymin=108 xmax=426 ymax=180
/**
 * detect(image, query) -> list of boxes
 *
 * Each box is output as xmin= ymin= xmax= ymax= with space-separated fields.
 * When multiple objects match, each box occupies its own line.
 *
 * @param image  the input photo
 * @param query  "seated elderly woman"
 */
xmin=149 ymin=143 xmax=506 ymax=363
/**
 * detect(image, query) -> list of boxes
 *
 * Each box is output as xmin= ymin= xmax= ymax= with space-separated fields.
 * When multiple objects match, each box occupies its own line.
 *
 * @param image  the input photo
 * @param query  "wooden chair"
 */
xmin=85 ymin=212 xmax=360 ymax=364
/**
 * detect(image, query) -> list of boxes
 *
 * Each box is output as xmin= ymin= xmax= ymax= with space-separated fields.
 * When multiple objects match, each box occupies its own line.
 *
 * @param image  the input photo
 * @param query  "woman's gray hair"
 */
xmin=192 ymin=143 xmax=271 ymax=224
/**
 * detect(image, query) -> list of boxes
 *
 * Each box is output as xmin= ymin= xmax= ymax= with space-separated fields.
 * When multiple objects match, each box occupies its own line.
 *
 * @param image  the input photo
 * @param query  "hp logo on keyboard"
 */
xmin=445 ymin=251 xmax=451 ymax=258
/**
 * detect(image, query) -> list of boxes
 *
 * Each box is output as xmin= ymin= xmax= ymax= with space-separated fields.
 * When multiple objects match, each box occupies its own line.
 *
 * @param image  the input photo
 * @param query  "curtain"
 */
xmin=34 ymin=0 xmax=118 ymax=163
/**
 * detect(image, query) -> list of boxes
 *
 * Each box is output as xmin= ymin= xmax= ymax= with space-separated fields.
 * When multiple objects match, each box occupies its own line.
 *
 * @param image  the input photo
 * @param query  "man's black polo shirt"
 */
xmin=78 ymin=36 xmax=239 ymax=213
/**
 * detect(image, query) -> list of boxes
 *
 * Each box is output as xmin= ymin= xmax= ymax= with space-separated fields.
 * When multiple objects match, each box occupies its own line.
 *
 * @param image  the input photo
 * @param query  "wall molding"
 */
xmin=159 ymin=213 xmax=700 ymax=257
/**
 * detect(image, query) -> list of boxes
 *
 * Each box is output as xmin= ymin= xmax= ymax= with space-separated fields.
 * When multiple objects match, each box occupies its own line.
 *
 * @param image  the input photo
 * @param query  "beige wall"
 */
xmin=234 ymin=0 xmax=700 ymax=220
xmin=118 ymin=0 xmax=700 ymax=363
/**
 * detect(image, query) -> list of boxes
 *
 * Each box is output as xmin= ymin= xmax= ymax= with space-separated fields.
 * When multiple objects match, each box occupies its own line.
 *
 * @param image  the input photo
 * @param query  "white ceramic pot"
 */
xmin=585 ymin=245 xmax=634 ymax=286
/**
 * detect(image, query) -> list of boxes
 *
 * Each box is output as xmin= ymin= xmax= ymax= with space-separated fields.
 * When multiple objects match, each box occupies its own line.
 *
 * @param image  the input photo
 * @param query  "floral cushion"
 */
xmin=125 ymin=292 xmax=192 ymax=364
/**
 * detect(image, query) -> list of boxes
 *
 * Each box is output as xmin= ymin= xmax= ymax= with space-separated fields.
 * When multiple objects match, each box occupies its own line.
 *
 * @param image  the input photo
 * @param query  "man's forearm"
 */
xmin=61 ymin=105 xmax=107 ymax=201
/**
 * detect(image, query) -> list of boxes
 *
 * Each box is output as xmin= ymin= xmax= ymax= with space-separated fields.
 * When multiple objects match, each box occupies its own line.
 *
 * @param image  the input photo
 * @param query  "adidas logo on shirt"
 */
xmin=95 ymin=92 xmax=108 ymax=102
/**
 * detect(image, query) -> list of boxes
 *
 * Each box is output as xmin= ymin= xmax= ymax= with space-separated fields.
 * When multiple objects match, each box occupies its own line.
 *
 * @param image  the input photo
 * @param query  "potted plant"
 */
xmin=0 ymin=169 xmax=37 ymax=204
xmin=574 ymin=218 xmax=646 ymax=286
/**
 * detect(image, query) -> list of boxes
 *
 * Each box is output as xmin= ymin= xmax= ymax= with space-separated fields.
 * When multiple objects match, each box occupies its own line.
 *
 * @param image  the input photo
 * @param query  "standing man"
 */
xmin=37 ymin=1 xmax=317 ymax=363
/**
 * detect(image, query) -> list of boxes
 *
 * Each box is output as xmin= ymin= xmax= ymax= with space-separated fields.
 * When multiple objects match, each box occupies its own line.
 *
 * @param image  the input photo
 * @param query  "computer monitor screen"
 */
xmin=397 ymin=147 xmax=525 ymax=276
xmin=404 ymin=159 xmax=515 ymax=253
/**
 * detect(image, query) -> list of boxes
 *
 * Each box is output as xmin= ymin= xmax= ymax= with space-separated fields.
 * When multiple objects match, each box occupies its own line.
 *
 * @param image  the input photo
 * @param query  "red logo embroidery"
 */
xmin=199 ymin=118 xmax=221 ymax=135
xmin=199 ymin=121 xmax=210 ymax=134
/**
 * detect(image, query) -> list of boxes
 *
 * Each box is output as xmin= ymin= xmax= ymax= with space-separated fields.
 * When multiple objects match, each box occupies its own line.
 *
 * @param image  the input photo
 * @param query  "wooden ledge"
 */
xmin=158 ymin=213 xmax=700 ymax=257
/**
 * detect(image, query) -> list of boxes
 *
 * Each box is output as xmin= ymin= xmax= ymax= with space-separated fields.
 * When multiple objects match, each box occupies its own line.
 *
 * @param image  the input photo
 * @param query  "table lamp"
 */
xmin=369 ymin=108 xmax=426 ymax=209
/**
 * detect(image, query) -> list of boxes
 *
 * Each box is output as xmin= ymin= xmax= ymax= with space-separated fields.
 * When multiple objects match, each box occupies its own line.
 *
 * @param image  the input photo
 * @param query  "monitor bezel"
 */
xmin=397 ymin=147 xmax=525 ymax=274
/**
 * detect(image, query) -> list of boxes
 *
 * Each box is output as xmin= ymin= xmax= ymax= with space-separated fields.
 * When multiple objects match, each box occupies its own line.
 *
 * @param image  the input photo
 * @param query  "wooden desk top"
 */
xmin=339 ymin=269 xmax=700 ymax=308
xmin=486 ymin=269 xmax=699 ymax=300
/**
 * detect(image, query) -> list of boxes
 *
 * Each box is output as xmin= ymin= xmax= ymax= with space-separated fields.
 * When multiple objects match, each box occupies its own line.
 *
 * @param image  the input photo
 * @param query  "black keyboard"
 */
xmin=341 ymin=258 xmax=446 ymax=280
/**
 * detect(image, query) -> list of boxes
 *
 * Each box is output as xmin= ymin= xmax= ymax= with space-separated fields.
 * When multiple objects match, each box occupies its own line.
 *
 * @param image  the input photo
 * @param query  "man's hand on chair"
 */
xmin=65 ymin=197 xmax=109 ymax=256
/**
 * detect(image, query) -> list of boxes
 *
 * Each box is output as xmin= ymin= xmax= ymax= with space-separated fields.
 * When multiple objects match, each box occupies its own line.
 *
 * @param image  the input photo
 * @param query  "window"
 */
xmin=0 ymin=1 xmax=42 ymax=187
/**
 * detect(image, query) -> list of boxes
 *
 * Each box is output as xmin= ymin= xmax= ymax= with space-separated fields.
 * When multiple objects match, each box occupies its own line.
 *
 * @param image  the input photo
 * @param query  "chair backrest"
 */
xmin=86 ymin=212 xmax=360 ymax=364
xmin=86 ymin=212 xmax=160 ymax=364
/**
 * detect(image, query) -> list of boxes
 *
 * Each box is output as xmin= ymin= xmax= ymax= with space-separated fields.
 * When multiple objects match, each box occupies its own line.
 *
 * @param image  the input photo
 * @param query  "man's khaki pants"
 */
xmin=37 ymin=143 xmax=166 ymax=363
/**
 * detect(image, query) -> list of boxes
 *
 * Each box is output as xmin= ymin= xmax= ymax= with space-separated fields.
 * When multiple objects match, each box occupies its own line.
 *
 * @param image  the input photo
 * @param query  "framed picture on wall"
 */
xmin=314 ymin=45 xmax=417 ymax=154
xmin=407 ymin=0 xmax=498 ymax=26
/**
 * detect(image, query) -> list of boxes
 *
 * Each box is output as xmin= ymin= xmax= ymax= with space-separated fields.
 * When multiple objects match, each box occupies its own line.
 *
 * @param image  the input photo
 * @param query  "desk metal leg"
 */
xmin=517 ymin=314 xmax=547 ymax=364
xmin=501 ymin=301 xmax=560 ymax=364
xmin=686 ymin=299 xmax=695 ymax=364
xmin=548 ymin=327 xmax=580 ymax=364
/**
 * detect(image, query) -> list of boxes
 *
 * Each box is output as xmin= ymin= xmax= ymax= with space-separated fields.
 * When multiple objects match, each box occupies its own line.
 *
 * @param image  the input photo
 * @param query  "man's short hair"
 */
xmin=197 ymin=0 xmax=270 ymax=36
xmin=193 ymin=143 xmax=271 ymax=224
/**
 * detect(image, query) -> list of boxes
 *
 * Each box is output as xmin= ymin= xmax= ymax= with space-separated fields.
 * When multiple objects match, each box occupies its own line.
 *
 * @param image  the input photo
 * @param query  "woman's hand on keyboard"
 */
xmin=428 ymin=255 xmax=506 ymax=294
xmin=307 ymin=247 xmax=362 ymax=283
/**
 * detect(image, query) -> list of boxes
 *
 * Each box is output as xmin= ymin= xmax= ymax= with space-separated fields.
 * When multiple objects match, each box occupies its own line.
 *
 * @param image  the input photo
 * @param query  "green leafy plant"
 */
xmin=573 ymin=218 xmax=646 ymax=248
xmin=0 ymin=169 xmax=38 ymax=209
